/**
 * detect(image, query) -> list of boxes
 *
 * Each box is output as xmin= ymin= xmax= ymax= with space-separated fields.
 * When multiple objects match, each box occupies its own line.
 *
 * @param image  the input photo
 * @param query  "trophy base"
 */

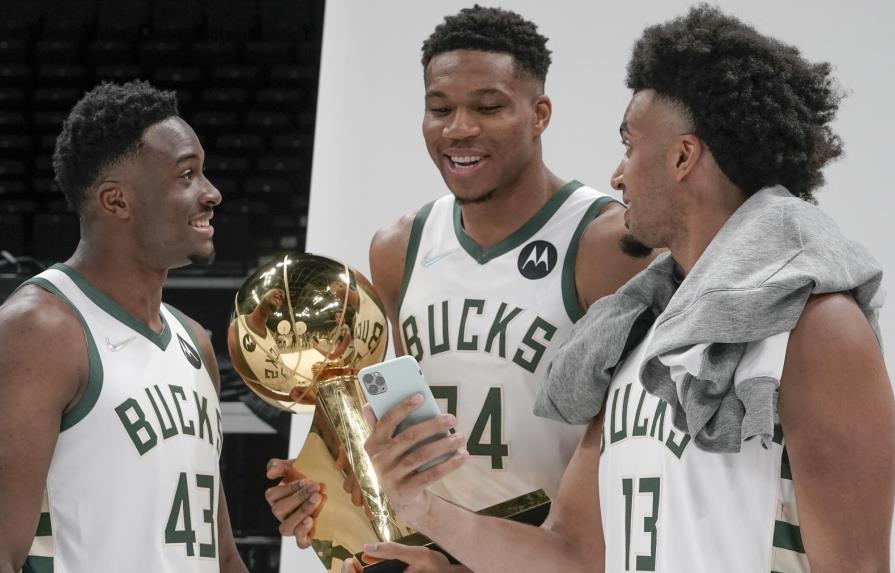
xmin=360 ymin=490 xmax=552 ymax=572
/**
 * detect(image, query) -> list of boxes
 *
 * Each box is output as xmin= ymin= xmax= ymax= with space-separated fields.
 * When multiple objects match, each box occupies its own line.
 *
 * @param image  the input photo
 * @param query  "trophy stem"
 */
xmin=315 ymin=375 xmax=406 ymax=543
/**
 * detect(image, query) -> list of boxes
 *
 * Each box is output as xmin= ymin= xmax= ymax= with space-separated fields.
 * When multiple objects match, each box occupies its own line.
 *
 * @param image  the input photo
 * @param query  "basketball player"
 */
xmin=266 ymin=5 xmax=654 ymax=568
xmin=0 ymin=81 xmax=249 ymax=572
xmin=352 ymin=6 xmax=894 ymax=572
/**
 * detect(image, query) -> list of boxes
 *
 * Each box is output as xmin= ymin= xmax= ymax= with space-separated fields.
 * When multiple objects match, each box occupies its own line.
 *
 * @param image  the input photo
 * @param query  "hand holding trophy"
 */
xmin=227 ymin=252 xmax=409 ymax=571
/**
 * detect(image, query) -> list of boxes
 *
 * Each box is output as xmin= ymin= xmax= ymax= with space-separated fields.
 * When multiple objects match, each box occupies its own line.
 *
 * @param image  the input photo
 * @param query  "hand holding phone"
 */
xmin=358 ymin=356 xmax=455 ymax=471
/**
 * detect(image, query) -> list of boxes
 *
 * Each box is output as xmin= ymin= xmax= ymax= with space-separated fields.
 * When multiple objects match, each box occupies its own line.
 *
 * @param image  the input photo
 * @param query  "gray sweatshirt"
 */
xmin=534 ymin=186 xmax=885 ymax=452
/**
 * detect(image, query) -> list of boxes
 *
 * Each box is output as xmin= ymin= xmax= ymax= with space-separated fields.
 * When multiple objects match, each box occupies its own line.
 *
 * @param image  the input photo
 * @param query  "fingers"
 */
xmin=361 ymin=402 xmax=377 ymax=426
xmin=350 ymin=479 xmax=364 ymax=507
xmin=334 ymin=447 xmax=348 ymax=471
xmin=367 ymin=413 xmax=458 ymax=475
xmin=266 ymin=458 xmax=299 ymax=480
xmin=265 ymin=477 xmax=320 ymax=507
xmin=368 ymin=393 xmax=425 ymax=445
xmin=362 ymin=542 xmax=450 ymax=568
xmin=401 ymin=449 xmax=469 ymax=491
xmin=341 ymin=558 xmax=364 ymax=573
xmin=396 ymin=432 xmax=465 ymax=475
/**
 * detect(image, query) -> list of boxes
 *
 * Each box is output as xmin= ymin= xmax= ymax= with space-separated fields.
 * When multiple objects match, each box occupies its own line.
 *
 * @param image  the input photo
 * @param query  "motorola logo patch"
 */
xmin=242 ymin=333 xmax=256 ymax=352
xmin=517 ymin=240 xmax=557 ymax=280
xmin=177 ymin=334 xmax=202 ymax=370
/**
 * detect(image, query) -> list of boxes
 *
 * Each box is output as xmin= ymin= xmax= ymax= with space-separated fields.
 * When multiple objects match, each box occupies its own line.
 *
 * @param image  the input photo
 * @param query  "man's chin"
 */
xmin=619 ymin=233 xmax=654 ymax=258
xmin=188 ymin=251 xmax=216 ymax=267
xmin=454 ymin=187 xmax=497 ymax=206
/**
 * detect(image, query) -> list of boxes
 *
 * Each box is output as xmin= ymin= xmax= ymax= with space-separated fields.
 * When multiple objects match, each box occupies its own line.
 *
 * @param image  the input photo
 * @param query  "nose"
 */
xmin=203 ymin=175 xmax=223 ymax=207
xmin=610 ymin=159 xmax=625 ymax=192
xmin=443 ymin=108 xmax=480 ymax=140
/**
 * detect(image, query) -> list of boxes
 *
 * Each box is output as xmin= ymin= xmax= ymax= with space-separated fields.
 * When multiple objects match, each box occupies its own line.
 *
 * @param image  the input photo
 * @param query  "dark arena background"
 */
xmin=0 ymin=1 xmax=325 ymax=570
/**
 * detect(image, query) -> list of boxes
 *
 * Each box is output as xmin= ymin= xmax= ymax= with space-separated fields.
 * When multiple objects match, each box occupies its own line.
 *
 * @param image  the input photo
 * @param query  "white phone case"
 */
xmin=358 ymin=355 xmax=453 ymax=471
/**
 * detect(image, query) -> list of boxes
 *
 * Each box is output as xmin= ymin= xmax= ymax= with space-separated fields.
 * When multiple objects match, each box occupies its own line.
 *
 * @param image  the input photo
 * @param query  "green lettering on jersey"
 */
xmin=632 ymin=388 xmax=649 ymax=437
xmin=649 ymin=401 xmax=667 ymax=441
xmin=457 ymin=299 xmax=485 ymax=351
xmin=484 ymin=303 xmax=523 ymax=358
xmin=169 ymin=385 xmax=196 ymax=436
xmin=467 ymin=386 xmax=509 ymax=469
xmin=431 ymin=386 xmax=458 ymax=417
xmin=215 ymin=408 xmax=224 ymax=456
xmin=512 ymin=317 xmax=557 ymax=373
xmin=427 ymin=301 xmax=451 ymax=356
xmin=194 ymin=391 xmax=214 ymax=446
xmin=610 ymin=384 xmax=631 ymax=444
xmin=115 ymin=398 xmax=158 ymax=456
xmin=401 ymin=315 xmax=424 ymax=361
xmin=145 ymin=385 xmax=178 ymax=440
xmin=665 ymin=429 xmax=691 ymax=459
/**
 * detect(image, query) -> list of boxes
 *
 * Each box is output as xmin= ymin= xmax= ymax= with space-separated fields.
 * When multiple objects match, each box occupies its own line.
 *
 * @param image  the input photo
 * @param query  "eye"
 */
xmin=479 ymin=105 xmax=502 ymax=114
xmin=621 ymin=140 xmax=632 ymax=156
xmin=428 ymin=107 xmax=451 ymax=117
xmin=181 ymin=169 xmax=194 ymax=182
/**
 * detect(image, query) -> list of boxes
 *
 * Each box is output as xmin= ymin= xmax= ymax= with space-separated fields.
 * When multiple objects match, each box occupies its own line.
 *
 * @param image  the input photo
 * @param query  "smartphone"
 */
xmin=358 ymin=355 xmax=454 ymax=472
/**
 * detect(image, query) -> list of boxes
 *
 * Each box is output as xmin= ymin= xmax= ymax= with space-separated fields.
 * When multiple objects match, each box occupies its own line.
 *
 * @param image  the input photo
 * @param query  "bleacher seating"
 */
xmin=0 ymin=0 xmax=324 ymax=269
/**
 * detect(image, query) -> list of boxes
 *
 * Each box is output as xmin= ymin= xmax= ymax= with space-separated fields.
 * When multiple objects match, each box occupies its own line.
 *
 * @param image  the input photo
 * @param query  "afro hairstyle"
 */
xmin=626 ymin=4 xmax=844 ymax=201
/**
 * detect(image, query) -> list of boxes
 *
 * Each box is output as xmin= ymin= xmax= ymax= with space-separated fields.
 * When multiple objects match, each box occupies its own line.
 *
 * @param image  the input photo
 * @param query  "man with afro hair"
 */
xmin=356 ymin=5 xmax=893 ymax=572
xmin=267 ymin=5 xmax=655 ymax=571
xmin=0 ymin=81 xmax=249 ymax=572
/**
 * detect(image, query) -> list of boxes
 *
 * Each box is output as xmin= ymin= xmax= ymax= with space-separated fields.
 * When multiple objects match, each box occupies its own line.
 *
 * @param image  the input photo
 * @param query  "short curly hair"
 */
xmin=421 ymin=5 xmax=552 ymax=85
xmin=53 ymin=80 xmax=178 ymax=214
xmin=626 ymin=4 xmax=844 ymax=201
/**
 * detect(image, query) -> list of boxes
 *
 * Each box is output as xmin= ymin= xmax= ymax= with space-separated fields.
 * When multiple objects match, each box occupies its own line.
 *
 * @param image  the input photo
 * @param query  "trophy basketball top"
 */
xmin=227 ymin=252 xmax=389 ymax=410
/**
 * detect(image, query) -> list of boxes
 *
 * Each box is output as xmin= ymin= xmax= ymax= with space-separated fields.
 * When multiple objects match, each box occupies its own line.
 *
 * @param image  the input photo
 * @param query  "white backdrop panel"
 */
xmin=283 ymin=2 xmax=894 ymax=571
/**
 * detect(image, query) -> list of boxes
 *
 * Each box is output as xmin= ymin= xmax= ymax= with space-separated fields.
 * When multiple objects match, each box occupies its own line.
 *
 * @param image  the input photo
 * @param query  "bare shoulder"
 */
xmin=369 ymin=209 xmax=419 ymax=306
xmin=370 ymin=210 xmax=418 ymax=265
xmin=0 ymin=284 xmax=85 ymax=349
xmin=784 ymin=292 xmax=885 ymax=372
xmin=0 ymin=284 xmax=87 ymax=410
xmin=575 ymin=202 xmax=658 ymax=309
xmin=778 ymin=296 xmax=893 ymax=568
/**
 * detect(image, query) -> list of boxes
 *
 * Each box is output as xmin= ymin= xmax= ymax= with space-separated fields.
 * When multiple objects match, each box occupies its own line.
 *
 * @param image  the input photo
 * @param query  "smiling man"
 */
xmin=0 ymin=81 xmax=248 ymax=573
xmin=265 ymin=5 xmax=655 ymax=571
xmin=353 ymin=5 xmax=893 ymax=573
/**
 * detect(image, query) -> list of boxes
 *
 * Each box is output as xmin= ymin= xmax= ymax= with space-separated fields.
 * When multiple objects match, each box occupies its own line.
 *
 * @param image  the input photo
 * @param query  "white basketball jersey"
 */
xmin=23 ymin=264 xmax=222 ymax=573
xmin=397 ymin=181 xmax=616 ymax=510
xmin=599 ymin=327 xmax=809 ymax=572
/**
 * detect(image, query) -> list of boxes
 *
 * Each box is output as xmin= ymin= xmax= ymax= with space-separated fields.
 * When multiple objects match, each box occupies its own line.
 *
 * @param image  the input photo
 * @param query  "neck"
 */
xmin=66 ymin=238 xmax=168 ymax=334
xmin=669 ymin=184 xmax=748 ymax=275
xmin=459 ymin=162 xmax=564 ymax=248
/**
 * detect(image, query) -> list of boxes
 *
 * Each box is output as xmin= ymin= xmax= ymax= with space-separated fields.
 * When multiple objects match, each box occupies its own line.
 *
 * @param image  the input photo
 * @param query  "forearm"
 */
xmin=411 ymin=494 xmax=595 ymax=573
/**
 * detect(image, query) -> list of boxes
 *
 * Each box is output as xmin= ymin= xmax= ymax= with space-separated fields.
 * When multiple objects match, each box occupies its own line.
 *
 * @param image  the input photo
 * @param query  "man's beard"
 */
xmin=189 ymin=250 xmax=216 ymax=266
xmin=455 ymin=188 xmax=497 ymax=206
xmin=619 ymin=233 xmax=653 ymax=258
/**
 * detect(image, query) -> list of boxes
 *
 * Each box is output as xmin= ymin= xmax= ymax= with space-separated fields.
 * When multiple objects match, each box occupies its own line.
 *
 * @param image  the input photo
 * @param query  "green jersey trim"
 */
xmin=23 ymin=555 xmax=53 ymax=573
xmin=164 ymin=303 xmax=208 ymax=372
xmin=561 ymin=196 xmax=620 ymax=322
xmin=452 ymin=180 xmax=584 ymax=265
xmin=51 ymin=263 xmax=172 ymax=351
xmin=395 ymin=201 xmax=435 ymax=321
xmin=22 ymin=277 xmax=104 ymax=432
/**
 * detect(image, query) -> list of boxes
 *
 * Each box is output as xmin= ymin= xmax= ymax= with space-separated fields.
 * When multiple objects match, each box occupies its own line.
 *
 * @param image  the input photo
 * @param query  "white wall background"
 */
xmin=283 ymin=2 xmax=895 ymax=571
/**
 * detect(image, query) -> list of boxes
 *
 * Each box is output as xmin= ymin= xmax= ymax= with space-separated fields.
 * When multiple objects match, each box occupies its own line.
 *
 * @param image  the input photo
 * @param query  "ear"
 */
xmin=671 ymin=134 xmax=703 ymax=182
xmin=533 ymin=94 xmax=552 ymax=136
xmin=96 ymin=180 xmax=131 ymax=220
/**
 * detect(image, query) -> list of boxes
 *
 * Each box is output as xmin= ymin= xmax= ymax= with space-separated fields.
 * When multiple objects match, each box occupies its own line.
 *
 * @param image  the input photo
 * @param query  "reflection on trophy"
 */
xmin=227 ymin=252 xmax=409 ymax=570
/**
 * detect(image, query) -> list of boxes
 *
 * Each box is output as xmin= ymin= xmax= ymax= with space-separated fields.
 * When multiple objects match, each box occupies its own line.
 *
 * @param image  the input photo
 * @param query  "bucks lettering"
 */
xmin=600 ymin=380 xmax=691 ymax=459
xmin=115 ymin=384 xmax=223 ymax=457
xmin=401 ymin=298 xmax=557 ymax=373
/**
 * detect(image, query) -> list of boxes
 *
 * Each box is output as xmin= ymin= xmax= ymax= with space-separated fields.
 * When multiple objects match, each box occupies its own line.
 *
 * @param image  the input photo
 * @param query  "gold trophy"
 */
xmin=227 ymin=252 xmax=409 ymax=570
